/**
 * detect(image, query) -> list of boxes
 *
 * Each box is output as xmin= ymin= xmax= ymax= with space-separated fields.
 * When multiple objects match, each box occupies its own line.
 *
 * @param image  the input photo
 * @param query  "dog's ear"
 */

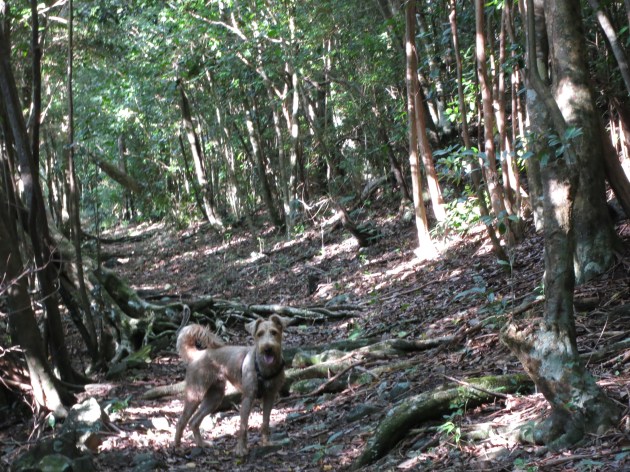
xmin=269 ymin=314 xmax=292 ymax=330
xmin=245 ymin=318 xmax=262 ymax=336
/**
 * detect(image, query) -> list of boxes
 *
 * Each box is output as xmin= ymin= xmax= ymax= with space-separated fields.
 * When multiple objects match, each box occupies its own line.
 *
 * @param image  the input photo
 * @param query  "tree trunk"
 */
xmin=588 ymin=0 xmax=630 ymax=96
xmin=65 ymin=0 xmax=98 ymax=363
xmin=0 ymin=182 xmax=70 ymax=418
xmin=118 ymin=135 xmax=134 ymax=219
xmin=449 ymin=1 xmax=507 ymax=262
xmin=520 ymin=0 xmax=546 ymax=231
xmin=547 ymin=0 xmax=618 ymax=283
xmin=177 ymin=79 xmax=224 ymax=230
xmin=244 ymin=101 xmax=284 ymax=229
xmin=412 ymin=71 xmax=447 ymax=223
xmin=500 ymin=0 xmax=621 ymax=449
xmin=404 ymin=0 xmax=435 ymax=258
xmin=0 ymin=6 xmax=83 ymax=385
xmin=475 ymin=0 xmax=514 ymax=247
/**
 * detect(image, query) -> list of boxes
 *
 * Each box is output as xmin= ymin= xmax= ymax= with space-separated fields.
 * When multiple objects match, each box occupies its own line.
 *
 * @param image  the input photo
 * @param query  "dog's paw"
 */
xmin=194 ymin=438 xmax=214 ymax=448
xmin=235 ymin=443 xmax=248 ymax=457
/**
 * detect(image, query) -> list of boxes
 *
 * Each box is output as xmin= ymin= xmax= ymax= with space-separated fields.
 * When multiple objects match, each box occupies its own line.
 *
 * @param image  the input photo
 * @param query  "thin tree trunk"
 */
xmin=496 ymin=6 xmax=523 ymax=232
xmin=177 ymin=79 xmax=224 ymax=229
xmin=412 ymin=77 xmax=446 ymax=223
xmin=65 ymin=0 xmax=98 ymax=363
xmin=449 ymin=1 xmax=507 ymax=262
xmin=118 ymin=135 xmax=133 ymax=219
xmin=475 ymin=0 xmax=514 ymax=247
xmin=405 ymin=0 xmax=435 ymax=258
xmin=244 ymin=102 xmax=284 ymax=229
xmin=588 ymin=0 xmax=630 ymax=96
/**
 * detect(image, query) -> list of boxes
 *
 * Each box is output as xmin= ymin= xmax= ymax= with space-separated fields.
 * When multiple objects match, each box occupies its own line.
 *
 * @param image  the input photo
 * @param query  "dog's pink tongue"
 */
xmin=263 ymin=353 xmax=276 ymax=365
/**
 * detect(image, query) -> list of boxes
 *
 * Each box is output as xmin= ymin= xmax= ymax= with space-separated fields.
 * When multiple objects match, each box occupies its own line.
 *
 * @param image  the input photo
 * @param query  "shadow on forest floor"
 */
xmin=3 ymin=201 xmax=630 ymax=471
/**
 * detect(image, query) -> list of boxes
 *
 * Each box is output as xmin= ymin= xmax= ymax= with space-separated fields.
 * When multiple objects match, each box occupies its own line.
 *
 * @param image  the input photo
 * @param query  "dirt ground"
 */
xmin=3 ymin=202 xmax=630 ymax=471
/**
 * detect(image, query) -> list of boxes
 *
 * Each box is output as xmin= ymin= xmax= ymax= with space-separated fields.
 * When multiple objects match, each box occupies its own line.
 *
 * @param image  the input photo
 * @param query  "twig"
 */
xmin=439 ymin=374 xmax=509 ymax=399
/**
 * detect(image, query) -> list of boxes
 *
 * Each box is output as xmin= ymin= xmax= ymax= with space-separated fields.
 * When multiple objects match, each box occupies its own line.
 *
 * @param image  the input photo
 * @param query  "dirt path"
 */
xmin=4 ymin=212 xmax=630 ymax=471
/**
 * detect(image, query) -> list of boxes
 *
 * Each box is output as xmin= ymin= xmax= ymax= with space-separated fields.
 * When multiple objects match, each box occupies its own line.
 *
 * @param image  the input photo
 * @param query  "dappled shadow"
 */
xmin=4 ymin=202 xmax=630 ymax=471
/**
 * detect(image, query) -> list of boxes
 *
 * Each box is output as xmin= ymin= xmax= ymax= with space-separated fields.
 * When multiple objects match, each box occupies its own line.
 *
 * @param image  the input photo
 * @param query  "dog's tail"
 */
xmin=176 ymin=324 xmax=225 ymax=364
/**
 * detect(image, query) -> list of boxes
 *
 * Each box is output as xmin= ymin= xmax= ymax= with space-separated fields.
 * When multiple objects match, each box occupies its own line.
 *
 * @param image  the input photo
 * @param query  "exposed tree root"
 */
xmin=351 ymin=374 xmax=534 ymax=470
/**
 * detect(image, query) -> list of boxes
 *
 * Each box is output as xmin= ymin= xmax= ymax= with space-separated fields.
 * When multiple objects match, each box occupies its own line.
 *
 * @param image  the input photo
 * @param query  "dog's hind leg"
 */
xmin=174 ymin=396 xmax=201 ymax=447
xmin=188 ymin=382 xmax=226 ymax=447
xmin=235 ymin=393 xmax=255 ymax=456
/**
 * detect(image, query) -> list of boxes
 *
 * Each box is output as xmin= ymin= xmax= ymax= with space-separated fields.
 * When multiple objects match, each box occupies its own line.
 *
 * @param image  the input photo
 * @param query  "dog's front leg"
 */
xmin=236 ymin=394 xmax=254 ymax=456
xmin=260 ymin=392 xmax=276 ymax=445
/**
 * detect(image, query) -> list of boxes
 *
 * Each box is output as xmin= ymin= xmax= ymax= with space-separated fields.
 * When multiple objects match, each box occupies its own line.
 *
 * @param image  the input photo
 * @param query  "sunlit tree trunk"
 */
xmin=475 ymin=0 xmax=514 ymax=247
xmin=495 ymin=6 xmax=523 ymax=234
xmin=502 ymin=0 xmax=619 ymax=449
xmin=544 ymin=0 xmax=617 ymax=283
xmin=412 ymin=80 xmax=446 ymax=223
xmin=405 ymin=0 xmax=435 ymax=258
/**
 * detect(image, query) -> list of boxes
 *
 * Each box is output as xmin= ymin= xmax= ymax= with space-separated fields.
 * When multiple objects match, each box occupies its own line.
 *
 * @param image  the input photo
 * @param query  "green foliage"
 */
xmin=104 ymin=396 xmax=132 ymax=415
xmin=513 ymin=458 xmax=538 ymax=472
xmin=437 ymin=411 xmax=463 ymax=446
xmin=435 ymin=196 xmax=481 ymax=236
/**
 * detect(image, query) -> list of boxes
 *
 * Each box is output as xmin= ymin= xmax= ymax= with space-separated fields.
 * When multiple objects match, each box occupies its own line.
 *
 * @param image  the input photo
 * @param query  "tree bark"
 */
xmin=65 ymin=0 xmax=98 ymax=363
xmin=500 ymin=0 xmax=621 ymax=449
xmin=244 ymin=100 xmax=284 ymax=229
xmin=518 ymin=0 xmax=545 ymax=231
xmin=475 ymin=0 xmax=514 ymax=247
xmin=449 ymin=1 xmax=507 ymax=262
xmin=177 ymin=79 xmax=224 ymax=230
xmin=545 ymin=0 xmax=618 ymax=283
xmin=588 ymin=0 xmax=630 ymax=96
xmin=0 ymin=184 xmax=70 ymax=417
xmin=0 ymin=5 xmax=83 ymax=385
xmin=404 ymin=0 xmax=435 ymax=258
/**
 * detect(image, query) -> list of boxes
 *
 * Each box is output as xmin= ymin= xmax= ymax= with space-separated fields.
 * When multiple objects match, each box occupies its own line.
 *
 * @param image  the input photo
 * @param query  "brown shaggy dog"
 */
xmin=173 ymin=315 xmax=289 ymax=456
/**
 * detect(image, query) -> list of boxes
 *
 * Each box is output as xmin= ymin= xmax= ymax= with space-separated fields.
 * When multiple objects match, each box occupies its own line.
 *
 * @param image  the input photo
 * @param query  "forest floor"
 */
xmin=4 ymin=198 xmax=630 ymax=471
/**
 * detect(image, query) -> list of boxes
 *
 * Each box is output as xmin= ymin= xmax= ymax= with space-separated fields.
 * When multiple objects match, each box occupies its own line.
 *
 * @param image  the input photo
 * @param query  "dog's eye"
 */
xmin=270 ymin=330 xmax=278 ymax=336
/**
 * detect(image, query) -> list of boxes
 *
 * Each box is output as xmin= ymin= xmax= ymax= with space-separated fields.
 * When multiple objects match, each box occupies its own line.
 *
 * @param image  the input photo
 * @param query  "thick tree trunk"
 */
xmin=500 ymin=0 xmax=621 ymax=449
xmin=0 ymin=190 xmax=71 ymax=417
xmin=0 ymin=10 xmax=83 ymax=385
xmin=545 ymin=0 xmax=617 ymax=283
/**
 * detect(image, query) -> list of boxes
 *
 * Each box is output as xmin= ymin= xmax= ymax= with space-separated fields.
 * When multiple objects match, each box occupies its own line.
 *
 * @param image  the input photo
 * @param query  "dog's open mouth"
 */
xmin=262 ymin=350 xmax=276 ymax=365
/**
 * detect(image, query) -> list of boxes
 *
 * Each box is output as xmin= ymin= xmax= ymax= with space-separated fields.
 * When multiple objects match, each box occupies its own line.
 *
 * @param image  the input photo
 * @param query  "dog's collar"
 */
xmin=254 ymin=354 xmax=285 ymax=398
